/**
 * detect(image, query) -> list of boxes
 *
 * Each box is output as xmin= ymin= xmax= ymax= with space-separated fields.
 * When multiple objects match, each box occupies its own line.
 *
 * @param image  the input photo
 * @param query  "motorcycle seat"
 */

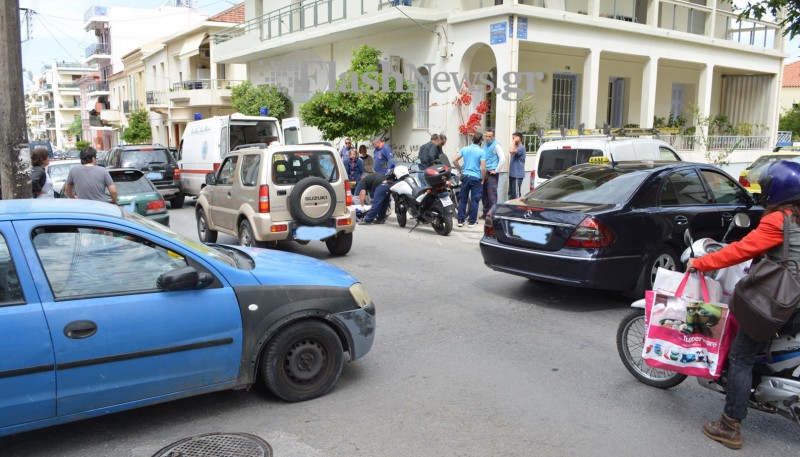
xmin=412 ymin=185 xmax=431 ymax=199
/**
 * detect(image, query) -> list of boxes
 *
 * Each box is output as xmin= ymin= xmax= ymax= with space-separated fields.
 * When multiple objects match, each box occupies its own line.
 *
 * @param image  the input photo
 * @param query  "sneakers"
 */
xmin=457 ymin=220 xmax=464 ymax=227
xmin=702 ymin=414 xmax=742 ymax=449
xmin=468 ymin=222 xmax=478 ymax=228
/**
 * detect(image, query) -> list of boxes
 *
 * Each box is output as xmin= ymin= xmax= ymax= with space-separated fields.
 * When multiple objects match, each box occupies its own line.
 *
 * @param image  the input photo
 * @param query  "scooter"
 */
xmin=616 ymin=214 xmax=800 ymax=427
xmin=388 ymin=164 xmax=455 ymax=236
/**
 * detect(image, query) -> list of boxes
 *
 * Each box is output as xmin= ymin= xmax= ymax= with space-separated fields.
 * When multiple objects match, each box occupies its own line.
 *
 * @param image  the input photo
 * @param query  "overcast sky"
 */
xmin=19 ymin=0 xmax=235 ymax=82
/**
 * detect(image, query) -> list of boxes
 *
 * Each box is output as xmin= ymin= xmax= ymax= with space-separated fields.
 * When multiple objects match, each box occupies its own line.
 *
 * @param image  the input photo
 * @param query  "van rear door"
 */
xmin=282 ymin=118 xmax=302 ymax=145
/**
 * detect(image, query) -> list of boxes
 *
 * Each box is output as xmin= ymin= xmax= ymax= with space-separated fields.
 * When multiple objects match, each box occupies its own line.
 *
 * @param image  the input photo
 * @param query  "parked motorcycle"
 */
xmin=388 ymin=164 xmax=455 ymax=236
xmin=617 ymin=214 xmax=800 ymax=427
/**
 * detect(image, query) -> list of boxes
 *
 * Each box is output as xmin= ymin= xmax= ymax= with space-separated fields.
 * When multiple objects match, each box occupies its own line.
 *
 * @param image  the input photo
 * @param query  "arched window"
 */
xmin=415 ymin=67 xmax=430 ymax=128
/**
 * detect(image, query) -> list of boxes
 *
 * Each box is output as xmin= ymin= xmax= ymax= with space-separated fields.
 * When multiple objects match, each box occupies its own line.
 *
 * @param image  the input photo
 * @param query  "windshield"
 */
xmin=120 ymin=149 xmax=171 ymax=168
xmin=111 ymin=171 xmax=155 ymax=194
xmin=537 ymin=148 xmax=602 ymax=179
xmin=124 ymin=211 xmax=239 ymax=267
xmin=524 ymin=167 xmax=649 ymax=205
xmin=49 ymin=163 xmax=79 ymax=181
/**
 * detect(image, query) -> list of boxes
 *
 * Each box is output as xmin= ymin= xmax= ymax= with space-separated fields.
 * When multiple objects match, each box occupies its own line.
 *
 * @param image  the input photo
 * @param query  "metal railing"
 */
xmin=42 ymin=84 xmax=52 ymax=92
xmin=85 ymin=43 xmax=111 ymax=59
xmin=58 ymin=81 xmax=81 ymax=90
xmin=214 ymin=0 xmax=348 ymax=44
xmin=86 ymin=80 xmax=109 ymax=92
xmin=45 ymin=120 xmax=55 ymax=128
xmin=44 ymin=100 xmax=54 ymax=109
xmin=170 ymin=79 xmax=246 ymax=90
xmin=146 ymin=91 xmax=165 ymax=105
xmin=522 ymin=133 xmax=773 ymax=153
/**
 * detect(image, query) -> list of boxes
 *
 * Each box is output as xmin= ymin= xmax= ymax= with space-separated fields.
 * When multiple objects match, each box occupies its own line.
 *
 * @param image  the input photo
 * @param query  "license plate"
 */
xmin=509 ymin=222 xmax=552 ymax=245
xmin=439 ymin=195 xmax=453 ymax=207
xmin=146 ymin=172 xmax=163 ymax=180
xmin=294 ymin=225 xmax=337 ymax=241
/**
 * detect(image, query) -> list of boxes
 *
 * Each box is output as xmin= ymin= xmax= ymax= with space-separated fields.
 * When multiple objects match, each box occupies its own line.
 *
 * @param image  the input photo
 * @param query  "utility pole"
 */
xmin=0 ymin=0 xmax=30 ymax=200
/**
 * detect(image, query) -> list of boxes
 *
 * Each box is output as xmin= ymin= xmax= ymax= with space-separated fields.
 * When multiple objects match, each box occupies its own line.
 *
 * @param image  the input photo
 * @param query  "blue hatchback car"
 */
xmin=0 ymin=199 xmax=375 ymax=437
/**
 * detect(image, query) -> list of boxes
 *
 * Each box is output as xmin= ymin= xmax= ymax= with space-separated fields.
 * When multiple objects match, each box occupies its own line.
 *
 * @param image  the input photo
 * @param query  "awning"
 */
xmin=179 ymin=32 xmax=206 ymax=58
xmin=85 ymin=96 xmax=100 ymax=111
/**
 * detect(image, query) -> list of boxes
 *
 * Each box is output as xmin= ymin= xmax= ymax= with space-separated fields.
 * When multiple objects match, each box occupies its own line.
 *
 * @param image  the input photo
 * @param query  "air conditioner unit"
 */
xmin=199 ymin=49 xmax=211 ymax=59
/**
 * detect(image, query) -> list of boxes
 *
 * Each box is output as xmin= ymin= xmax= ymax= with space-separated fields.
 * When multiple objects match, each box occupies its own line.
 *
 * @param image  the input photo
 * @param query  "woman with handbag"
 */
xmin=686 ymin=160 xmax=800 ymax=449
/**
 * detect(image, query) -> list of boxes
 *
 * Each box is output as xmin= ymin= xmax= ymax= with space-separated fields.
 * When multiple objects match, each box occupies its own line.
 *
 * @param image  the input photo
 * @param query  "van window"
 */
xmin=230 ymin=121 xmax=280 ymax=147
xmin=659 ymin=146 xmax=681 ymax=161
xmin=537 ymin=148 xmax=602 ymax=179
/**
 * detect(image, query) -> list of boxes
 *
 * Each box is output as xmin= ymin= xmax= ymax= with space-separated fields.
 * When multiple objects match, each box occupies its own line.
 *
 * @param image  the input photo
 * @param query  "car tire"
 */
xmin=170 ymin=193 xmax=184 ymax=209
xmin=639 ymin=245 xmax=680 ymax=295
xmin=616 ymin=309 xmax=687 ymax=389
xmin=260 ymin=321 xmax=344 ymax=402
xmin=196 ymin=208 xmax=217 ymax=243
xmin=238 ymin=219 xmax=265 ymax=248
xmin=288 ymin=177 xmax=337 ymax=226
xmin=325 ymin=232 xmax=353 ymax=256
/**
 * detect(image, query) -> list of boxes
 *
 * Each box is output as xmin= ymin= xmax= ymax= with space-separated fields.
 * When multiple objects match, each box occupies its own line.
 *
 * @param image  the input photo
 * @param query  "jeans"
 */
xmin=724 ymin=310 xmax=800 ymax=420
xmin=482 ymin=173 xmax=499 ymax=217
xmin=509 ymin=177 xmax=524 ymax=200
xmin=457 ymin=175 xmax=483 ymax=224
xmin=364 ymin=183 xmax=391 ymax=222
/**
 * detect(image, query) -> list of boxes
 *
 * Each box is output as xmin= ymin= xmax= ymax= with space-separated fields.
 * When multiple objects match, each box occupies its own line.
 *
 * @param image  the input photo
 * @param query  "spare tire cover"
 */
xmin=288 ymin=177 xmax=337 ymax=225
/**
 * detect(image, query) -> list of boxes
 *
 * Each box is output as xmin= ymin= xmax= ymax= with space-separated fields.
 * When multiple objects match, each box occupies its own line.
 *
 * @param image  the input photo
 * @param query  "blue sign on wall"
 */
xmin=490 ymin=22 xmax=507 ymax=45
xmin=518 ymin=17 xmax=528 ymax=39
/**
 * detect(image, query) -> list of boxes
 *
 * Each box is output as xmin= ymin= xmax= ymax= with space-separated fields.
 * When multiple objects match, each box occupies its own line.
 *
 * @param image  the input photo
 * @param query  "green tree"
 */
xmin=779 ymin=106 xmax=800 ymax=140
xmin=231 ymin=81 xmax=292 ymax=119
xmin=120 ymin=110 xmax=152 ymax=144
xmin=67 ymin=116 xmax=82 ymax=140
xmin=300 ymin=45 xmax=414 ymax=141
xmin=730 ymin=1 xmax=800 ymax=38
xmin=75 ymin=140 xmax=90 ymax=151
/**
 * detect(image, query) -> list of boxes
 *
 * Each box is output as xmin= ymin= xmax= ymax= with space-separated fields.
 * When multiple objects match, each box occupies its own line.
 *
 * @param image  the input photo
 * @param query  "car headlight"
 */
xmin=349 ymin=282 xmax=372 ymax=308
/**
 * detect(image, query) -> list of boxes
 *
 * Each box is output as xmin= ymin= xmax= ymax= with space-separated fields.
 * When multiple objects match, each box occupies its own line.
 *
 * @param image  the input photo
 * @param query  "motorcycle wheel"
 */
xmin=617 ymin=309 xmax=687 ymax=389
xmin=431 ymin=205 xmax=453 ymax=236
xmin=396 ymin=200 xmax=407 ymax=228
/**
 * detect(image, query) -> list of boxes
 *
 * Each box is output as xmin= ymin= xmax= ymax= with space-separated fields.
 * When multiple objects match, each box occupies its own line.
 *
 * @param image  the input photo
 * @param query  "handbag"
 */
xmin=729 ymin=213 xmax=800 ymax=342
xmin=643 ymin=271 xmax=736 ymax=379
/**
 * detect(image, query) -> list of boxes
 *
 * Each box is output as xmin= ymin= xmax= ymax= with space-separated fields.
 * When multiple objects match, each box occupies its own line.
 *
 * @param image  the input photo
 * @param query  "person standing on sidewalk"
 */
xmin=31 ymin=146 xmax=54 ymax=198
xmin=453 ymin=133 xmax=486 ymax=227
xmin=481 ymin=129 xmax=504 ymax=219
xmin=372 ymin=137 xmax=394 ymax=176
xmin=64 ymin=147 xmax=118 ymax=204
xmin=508 ymin=132 xmax=526 ymax=200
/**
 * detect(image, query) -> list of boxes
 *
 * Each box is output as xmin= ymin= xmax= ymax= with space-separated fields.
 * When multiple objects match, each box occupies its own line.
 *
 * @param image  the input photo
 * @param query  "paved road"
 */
xmin=2 ymin=202 xmax=797 ymax=456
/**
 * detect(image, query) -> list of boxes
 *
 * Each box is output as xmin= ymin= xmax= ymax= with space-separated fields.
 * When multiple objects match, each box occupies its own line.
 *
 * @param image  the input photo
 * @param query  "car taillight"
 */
xmin=565 ymin=217 xmax=615 ymax=248
xmin=146 ymin=199 xmax=166 ymax=214
xmin=484 ymin=220 xmax=495 ymax=238
xmin=173 ymin=168 xmax=181 ymax=180
xmin=345 ymin=179 xmax=353 ymax=206
xmin=213 ymin=162 xmax=221 ymax=172
xmin=529 ymin=170 xmax=536 ymax=191
xmin=739 ymin=176 xmax=750 ymax=187
xmin=259 ymin=185 xmax=270 ymax=213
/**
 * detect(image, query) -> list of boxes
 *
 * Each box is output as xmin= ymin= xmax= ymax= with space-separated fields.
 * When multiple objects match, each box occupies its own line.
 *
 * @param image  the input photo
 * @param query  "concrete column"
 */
xmin=648 ymin=0 xmax=660 ymax=28
xmin=493 ymin=25 xmax=518 ymax=203
xmin=640 ymin=56 xmax=659 ymax=127
xmin=697 ymin=63 xmax=714 ymax=155
xmin=581 ymin=48 xmax=600 ymax=129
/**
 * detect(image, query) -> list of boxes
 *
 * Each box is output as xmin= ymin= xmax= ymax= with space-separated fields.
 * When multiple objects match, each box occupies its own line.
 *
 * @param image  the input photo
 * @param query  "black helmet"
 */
xmin=758 ymin=160 xmax=800 ymax=206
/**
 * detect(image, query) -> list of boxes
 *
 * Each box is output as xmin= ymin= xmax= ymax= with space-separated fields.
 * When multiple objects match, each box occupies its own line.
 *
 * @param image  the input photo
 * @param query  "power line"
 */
xmin=32 ymin=12 xmax=82 ymax=63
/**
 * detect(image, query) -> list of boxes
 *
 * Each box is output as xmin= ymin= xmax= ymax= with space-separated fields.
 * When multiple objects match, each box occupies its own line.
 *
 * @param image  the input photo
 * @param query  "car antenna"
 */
xmin=609 ymin=152 xmax=618 ymax=168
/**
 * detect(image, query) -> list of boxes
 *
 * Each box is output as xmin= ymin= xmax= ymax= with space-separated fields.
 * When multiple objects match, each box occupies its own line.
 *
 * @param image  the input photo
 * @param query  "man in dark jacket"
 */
xmin=418 ymin=133 xmax=442 ymax=169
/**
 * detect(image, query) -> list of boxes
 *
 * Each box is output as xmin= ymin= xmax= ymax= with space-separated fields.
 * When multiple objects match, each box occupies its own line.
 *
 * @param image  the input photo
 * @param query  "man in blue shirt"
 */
xmin=372 ymin=137 xmax=394 ymax=176
xmin=509 ymin=131 xmax=527 ymax=199
xmin=453 ymin=133 xmax=486 ymax=227
xmin=339 ymin=137 xmax=353 ymax=162
xmin=481 ymin=128 xmax=505 ymax=219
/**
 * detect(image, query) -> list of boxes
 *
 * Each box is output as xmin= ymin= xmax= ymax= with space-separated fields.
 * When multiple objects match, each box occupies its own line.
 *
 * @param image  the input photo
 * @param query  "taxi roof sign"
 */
xmin=588 ymin=156 xmax=610 ymax=164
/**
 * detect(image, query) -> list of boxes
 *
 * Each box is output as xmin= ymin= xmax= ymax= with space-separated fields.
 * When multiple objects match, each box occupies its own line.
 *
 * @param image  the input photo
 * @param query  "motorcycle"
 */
xmin=388 ymin=164 xmax=455 ymax=236
xmin=617 ymin=214 xmax=800 ymax=427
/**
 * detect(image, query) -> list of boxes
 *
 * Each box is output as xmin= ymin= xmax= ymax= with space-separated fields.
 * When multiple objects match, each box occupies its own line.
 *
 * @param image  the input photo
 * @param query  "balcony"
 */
xmin=100 ymin=109 xmax=121 ymax=123
xmin=42 ymin=84 xmax=53 ymax=92
xmin=168 ymin=79 xmax=245 ymax=106
xmin=85 ymin=43 xmax=111 ymax=63
xmin=86 ymin=80 xmax=110 ymax=96
xmin=58 ymin=81 xmax=82 ymax=91
xmin=84 ymin=6 xmax=109 ymax=31
xmin=43 ymin=100 xmax=54 ymax=111
xmin=45 ymin=119 xmax=56 ymax=129
xmin=146 ymin=90 xmax=165 ymax=105
xmin=60 ymin=100 xmax=82 ymax=110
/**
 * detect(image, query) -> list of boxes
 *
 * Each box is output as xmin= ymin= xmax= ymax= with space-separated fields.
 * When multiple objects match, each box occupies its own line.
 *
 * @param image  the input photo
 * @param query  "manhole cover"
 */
xmin=153 ymin=433 xmax=272 ymax=457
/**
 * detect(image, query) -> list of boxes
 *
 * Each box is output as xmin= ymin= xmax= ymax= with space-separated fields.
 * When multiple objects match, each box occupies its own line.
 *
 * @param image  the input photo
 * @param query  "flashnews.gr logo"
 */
xmin=257 ymin=51 xmax=544 ymax=102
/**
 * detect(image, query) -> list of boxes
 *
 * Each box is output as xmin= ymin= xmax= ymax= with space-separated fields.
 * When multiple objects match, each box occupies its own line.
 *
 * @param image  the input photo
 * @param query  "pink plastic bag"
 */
xmin=643 ymin=271 xmax=738 ymax=380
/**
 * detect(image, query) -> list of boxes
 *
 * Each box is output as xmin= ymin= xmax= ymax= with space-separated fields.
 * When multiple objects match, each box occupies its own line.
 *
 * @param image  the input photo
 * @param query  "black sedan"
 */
xmin=479 ymin=160 xmax=761 ymax=296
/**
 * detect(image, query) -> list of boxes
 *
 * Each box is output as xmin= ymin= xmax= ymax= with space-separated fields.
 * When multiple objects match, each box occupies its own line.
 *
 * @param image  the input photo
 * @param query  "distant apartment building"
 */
xmin=82 ymin=4 xmax=209 ymax=149
xmin=214 ymin=0 xmax=787 ymax=164
xmin=26 ymin=61 xmax=97 ymax=150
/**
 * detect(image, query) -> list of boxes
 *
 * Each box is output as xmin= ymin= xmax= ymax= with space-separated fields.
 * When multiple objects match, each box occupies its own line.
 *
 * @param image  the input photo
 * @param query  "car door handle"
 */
xmin=721 ymin=212 xmax=733 ymax=225
xmin=64 ymin=320 xmax=98 ymax=339
xmin=673 ymin=215 xmax=689 ymax=226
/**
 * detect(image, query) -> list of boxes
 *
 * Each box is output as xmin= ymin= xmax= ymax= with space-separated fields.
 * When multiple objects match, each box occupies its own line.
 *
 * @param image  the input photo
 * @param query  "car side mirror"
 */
xmin=733 ymin=213 xmax=751 ymax=229
xmin=158 ymin=266 xmax=213 ymax=291
xmin=205 ymin=173 xmax=217 ymax=185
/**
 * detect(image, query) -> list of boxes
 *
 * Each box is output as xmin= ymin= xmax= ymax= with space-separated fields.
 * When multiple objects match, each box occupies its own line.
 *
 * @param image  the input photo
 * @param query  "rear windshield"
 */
xmin=537 ymin=148 xmax=602 ymax=179
xmin=272 ymin=151 xmax=339 ymax=185
xmin=749 ymin=154 xmax=800 ymax=171
xmin=525 ymin=166 xmax=649 ymax=205
xmin=49 ymin=163 xmax=79 ymax=180
xmin=119 ymin=149 xmax=172 ymax=168
xmin=110 ymin=171 xmax=155 ymax=194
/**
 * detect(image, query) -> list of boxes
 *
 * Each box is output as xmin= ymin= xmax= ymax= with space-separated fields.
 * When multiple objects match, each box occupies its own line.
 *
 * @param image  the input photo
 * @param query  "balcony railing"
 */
xmin=86 ymin=80 xmax=109 ymax=92
xmin=85 ymin=43 xmax=111 ymax=59
xmin=214 ymin=0 xmax=781 ymax=50
xmin=44 ymin=100 xmax=54 ymax=110
xmin=42 ymin=84 xmax=52 ymax=92
xmin=84 ymin=6 xmax=108 ymax=22
xmin=146 ymin=90 xmax=165 ymax=105
xmin=45 ymin=120 xmax=55 ymax=128
xmin=58 ymin=81 xmax=81 ymax=90
xmin=171 ymin=79 xmax=245 ymax=90
xmin=522 ymin=133 xmax=773 ymax=154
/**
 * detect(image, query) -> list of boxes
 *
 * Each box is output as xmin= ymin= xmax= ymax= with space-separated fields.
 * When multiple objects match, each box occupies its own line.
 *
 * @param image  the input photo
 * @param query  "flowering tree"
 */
xmin=454 ymin=83 xmax=490 ymax=144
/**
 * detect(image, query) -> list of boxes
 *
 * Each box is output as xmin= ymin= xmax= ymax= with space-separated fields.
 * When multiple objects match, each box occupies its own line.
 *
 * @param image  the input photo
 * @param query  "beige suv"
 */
xmin=195 ymin=145 xmax=356 ymax=255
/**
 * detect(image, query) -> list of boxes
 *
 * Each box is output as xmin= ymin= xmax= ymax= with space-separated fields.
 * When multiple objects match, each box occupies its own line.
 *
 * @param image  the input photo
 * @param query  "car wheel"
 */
xmin=260 ymin=321 xmax=344 ymax=402
xmin=288 ymin=177 xmax=337 ymax=226
xmin=641 ymin=246 xmax=679 ymax=294
xmin=238 ymin=220 xmax=264 ymax=248
xmin=170 ymin=193 xmax=184 ymax=209
xmin=325 ymin=232 xmax=353 ymax=256
xmin=196 ymin=208 xmax=217 ymax=243
xmin=616 ymin=309 xmax=687 ymax=388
